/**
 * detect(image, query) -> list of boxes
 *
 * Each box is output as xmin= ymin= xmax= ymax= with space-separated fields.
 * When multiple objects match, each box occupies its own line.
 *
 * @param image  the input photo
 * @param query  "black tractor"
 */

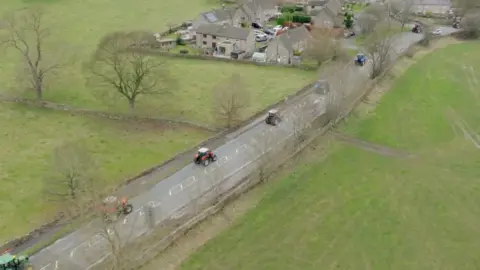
xmin=265 ymin=109 xmax=281 ymax=125
xmin=412 ymin=23 xmax=422 ymax=33
xmin=194 ymin=148 xmax=217 ymax=166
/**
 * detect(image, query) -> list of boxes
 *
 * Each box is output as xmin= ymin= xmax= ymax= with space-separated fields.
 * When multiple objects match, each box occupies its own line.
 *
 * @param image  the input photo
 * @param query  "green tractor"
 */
xmin=0 ymin=252 xmax=33 ymax=270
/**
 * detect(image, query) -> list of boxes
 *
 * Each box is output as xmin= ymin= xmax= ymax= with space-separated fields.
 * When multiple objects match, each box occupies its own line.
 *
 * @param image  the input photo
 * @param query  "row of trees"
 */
xmin=0 ymin=8 xmax=257 ymax=128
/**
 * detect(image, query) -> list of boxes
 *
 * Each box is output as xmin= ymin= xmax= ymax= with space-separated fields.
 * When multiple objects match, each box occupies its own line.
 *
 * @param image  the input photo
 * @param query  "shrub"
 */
xmin=293 ymin=50 xmax=302 ymax=56
xmin=292 ymin=14 xmax=311 ymax=23
xmin=276 ymin=16 xmax=286 ymax=26
xmin=176 ymin=37 xmax=185 ymax=45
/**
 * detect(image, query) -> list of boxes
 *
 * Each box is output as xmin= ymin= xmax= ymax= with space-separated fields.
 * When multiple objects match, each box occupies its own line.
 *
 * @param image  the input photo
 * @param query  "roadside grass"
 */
xmin=0 ymin=103 xmax=211 ymax=243
xmin=127 ymin=58 xmax=316 ymax=125
xmin=0 ymin=0 xmax=316 ymax=126
xmin=0 ymin=0 xmax=315 ymax=243
xmin=179 ymin=42 xmax=480 ymax=270
xmin=342 ymin=42 xmax=480 ymax=150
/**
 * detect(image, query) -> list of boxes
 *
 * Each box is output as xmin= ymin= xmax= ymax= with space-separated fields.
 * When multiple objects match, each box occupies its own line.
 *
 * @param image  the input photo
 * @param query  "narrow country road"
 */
xmin=31 ymin=28 xmax=459 ymax=270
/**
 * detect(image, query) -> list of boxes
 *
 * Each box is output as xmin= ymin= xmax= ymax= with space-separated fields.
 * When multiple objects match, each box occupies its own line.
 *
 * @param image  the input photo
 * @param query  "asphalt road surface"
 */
xmin=32 ymin=29 xmax=458 ymax=270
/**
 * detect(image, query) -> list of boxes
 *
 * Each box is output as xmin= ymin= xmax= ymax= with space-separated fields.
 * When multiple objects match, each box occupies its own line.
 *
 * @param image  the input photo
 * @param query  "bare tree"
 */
xmin=304 ymin=29 xmax=347 ymax=66
xmin=291 ymin=106 xmax=312 ymax=150
xmin=43 ymin=141 xmax=97 ymax=217
xmin=454 ymin=0 xmax=479 ymax=19
xmin=212 ymin=74 xmax=251 ymax=128
xmin=0 ymin=9 xmax=58 ymax=100
xmin=88 ymin=31 xmax=172 ymax=111
xmin=252 ymin=132 xmax=277 ymax=183
xmin=357 ymin=4 xmax=389 ymax=35
xmin=389 ymin=0 xmax=415 ymax=30
xmin=364 ymin=23 xmax=396 ymax=78
xmin=461 ymin=12 xmax=480 ymax=39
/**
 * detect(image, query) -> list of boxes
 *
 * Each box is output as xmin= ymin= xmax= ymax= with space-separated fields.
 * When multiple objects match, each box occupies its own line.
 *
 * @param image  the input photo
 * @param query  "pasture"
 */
xmin=180 ymin=42 xmax=480 ymax=270
xmin=0 ymin=0 xmax=315 ymax=242
xmin=0 ymin=0 xmax=316 ymax=125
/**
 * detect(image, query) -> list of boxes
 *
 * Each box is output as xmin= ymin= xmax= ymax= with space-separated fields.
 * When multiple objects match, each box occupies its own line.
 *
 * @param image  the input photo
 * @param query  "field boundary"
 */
xmin=0 ymin=96 xmax=220 ymax=133
xmin=2 ymin=80 xmax=318 ymax=253
xmin=99 ymin=35 xmax=432 ymax=270
xmin=128 ymin=47 xmax=317 ymax=71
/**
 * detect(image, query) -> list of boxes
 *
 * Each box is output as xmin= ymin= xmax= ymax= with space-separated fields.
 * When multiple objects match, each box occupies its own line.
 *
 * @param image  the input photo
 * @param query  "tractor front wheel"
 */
xmin=123 ymin=204 xmax=133 ymax=215
xmin=212 ymin=155 xmax=217 ymax=162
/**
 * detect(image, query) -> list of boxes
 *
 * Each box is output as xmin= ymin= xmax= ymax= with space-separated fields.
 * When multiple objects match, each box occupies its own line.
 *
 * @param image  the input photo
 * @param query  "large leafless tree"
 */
xmin=357 ymin=4 xmax=389 ymax=35
xmin=304 ymin=29 xmax=346 ymax=66
xmin=212 ymin=74 xmax=251 ymax=128
xmin=0 ymin=9 xmax=58 ymax=100
xmin=88 ymin=31 xmax=172 ymax=111
xmin=364 ymin=23 xmax=396 ymax=78
xmin=43 ymin=141 xmax=98 ymax=218
xmin=389 ymin=0 xmax=415 ymax=30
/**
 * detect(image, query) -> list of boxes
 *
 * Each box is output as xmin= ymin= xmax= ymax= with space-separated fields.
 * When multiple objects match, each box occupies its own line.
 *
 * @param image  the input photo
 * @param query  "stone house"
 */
xmin=265 ymin=25 xmax=311 ymax=64
xmin=193 ymin=6 xmax=238 ymax=29
xmin=232 ymin=1 xmax=266 ymax=27
xmin=195 ymin=24 xmax=256 ymax=57
xmin=412 ymin=0 xmax=452 ymax=14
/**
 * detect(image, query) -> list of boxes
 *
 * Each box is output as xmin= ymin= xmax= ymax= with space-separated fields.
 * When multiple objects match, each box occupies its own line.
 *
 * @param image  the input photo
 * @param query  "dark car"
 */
xmin=251 ymin=22 xmax=263 ymax=29
xmin=263 ymin=28 xmax=275 ymax=36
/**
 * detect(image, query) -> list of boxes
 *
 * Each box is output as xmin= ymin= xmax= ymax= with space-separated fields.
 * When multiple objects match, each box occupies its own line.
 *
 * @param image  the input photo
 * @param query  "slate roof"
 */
xmin=196 ymin=24 xmax=252 ymax=40
xmin=413 ymin=0 xmax=451 ymax=5
xmin=308 ymin=0 xmax=328 ymax=6
xmin=238 ymin=0 xmax=279 ymax=10
xmin=275 ymin=26 xmax=311 ymax=53
xmin=201 ymin=6 xmax=237 ymax=23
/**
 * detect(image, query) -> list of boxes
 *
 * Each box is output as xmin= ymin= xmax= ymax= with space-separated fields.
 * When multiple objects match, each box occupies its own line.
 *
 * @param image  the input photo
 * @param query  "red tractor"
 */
xmin=99 ymin=196 xmax=133 ymax=223
xmin=194 ymin=148 xmax=217 ymax=166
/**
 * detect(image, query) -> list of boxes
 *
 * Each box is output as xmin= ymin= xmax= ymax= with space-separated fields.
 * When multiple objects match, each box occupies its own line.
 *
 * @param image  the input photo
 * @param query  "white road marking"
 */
xmin=85 ymin=253 xmax=111 ymax=270
xmin=183 ymin=176 xmax=197 ymax=188
xmin=39 ymin=263 xmax=51 ymax=270
xmin=169 ymin=183 xmax=183 ymax=195
xmin=236 ymin=144 xmax=247 ymax=153
xmin=217 ymin=155 xmax=231 ymax=166
xmin=123 ymin=218 xmax=128 ymax=224
xmin=147 ymin=201 xmax=161 ymax=208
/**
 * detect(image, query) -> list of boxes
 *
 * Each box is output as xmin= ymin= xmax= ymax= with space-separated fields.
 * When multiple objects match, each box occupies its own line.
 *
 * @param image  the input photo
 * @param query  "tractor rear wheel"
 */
xmin=123 ymin=204 xmax=133 ymax=215
xmin=203 ymin=159 xmax=210 ymax=166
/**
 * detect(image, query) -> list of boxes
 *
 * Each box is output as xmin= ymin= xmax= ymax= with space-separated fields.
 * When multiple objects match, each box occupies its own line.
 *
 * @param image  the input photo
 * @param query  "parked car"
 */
xmin=272 ymin=25 xmax=283 ymax=33
xmin=255 ymin=34 xmax=268 ymax=42
xmin=252 ymin=22 xmax=263 ymax=29
xmin=263 ymin=28 xmax=275 ymax=36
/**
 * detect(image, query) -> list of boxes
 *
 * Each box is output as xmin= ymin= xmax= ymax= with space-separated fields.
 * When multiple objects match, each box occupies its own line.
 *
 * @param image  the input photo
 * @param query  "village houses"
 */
xmin=265 ymin=25 xmax=311 ymax=64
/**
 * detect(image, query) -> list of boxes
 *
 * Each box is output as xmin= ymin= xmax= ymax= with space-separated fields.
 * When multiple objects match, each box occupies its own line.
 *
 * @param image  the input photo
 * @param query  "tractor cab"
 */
xmin=0 ymin=253 xmax=32 ymax=270
xmin=194 ymin=148 xmax=217 ymax=166
xmin=412 ymin=23 xmax=422 ymax=33
xmin=265 ymin=109 xmax=281 ymax=125
xmin=354 ymin=53 xmax=366 ymax=66
xmin=100 ymin=195 xmax=133 ymax=222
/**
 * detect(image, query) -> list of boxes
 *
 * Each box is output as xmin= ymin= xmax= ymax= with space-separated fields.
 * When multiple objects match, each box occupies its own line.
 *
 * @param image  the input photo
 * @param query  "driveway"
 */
xmin=31 ymin=28 xmax=459 ymax=270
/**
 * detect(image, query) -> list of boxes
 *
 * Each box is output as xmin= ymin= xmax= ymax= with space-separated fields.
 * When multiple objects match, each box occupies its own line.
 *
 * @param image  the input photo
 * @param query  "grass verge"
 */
xmin=177 ymin=41 xmax=480 ymax=269
xmin=0 ymin=103 xmax=211 ymax=243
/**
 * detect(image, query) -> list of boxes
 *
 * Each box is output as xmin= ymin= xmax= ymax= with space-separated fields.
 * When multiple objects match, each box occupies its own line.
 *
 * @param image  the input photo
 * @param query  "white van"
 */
xmin=252 ymin=52 xmax=267 ymax=63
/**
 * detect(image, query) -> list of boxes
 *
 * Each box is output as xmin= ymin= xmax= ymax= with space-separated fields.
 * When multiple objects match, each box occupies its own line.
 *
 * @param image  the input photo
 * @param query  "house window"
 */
xmin=203 ymin=34 xmax=207 ymax=38
xmin=219 ymin=46 xmax=226 ymax=54
xmin=203 ymin=41 xmax=207 ymax=45
xmin=213 ymin=35 xmax=216 ymax=39
xmin=212 ymin=42 xmax=217 ymax=48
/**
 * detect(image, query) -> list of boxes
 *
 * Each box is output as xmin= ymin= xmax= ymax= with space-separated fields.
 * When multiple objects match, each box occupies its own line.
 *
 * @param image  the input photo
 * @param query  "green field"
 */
xmin=0 ymin=0 xmax=316 ymax=125
xmin=180 ymin=42 xmax=480 ymax=270
xmin=0 ymin=103 xmax=210 ymax=243
xmin=0 ymin=0 xmax=315 ymax=242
